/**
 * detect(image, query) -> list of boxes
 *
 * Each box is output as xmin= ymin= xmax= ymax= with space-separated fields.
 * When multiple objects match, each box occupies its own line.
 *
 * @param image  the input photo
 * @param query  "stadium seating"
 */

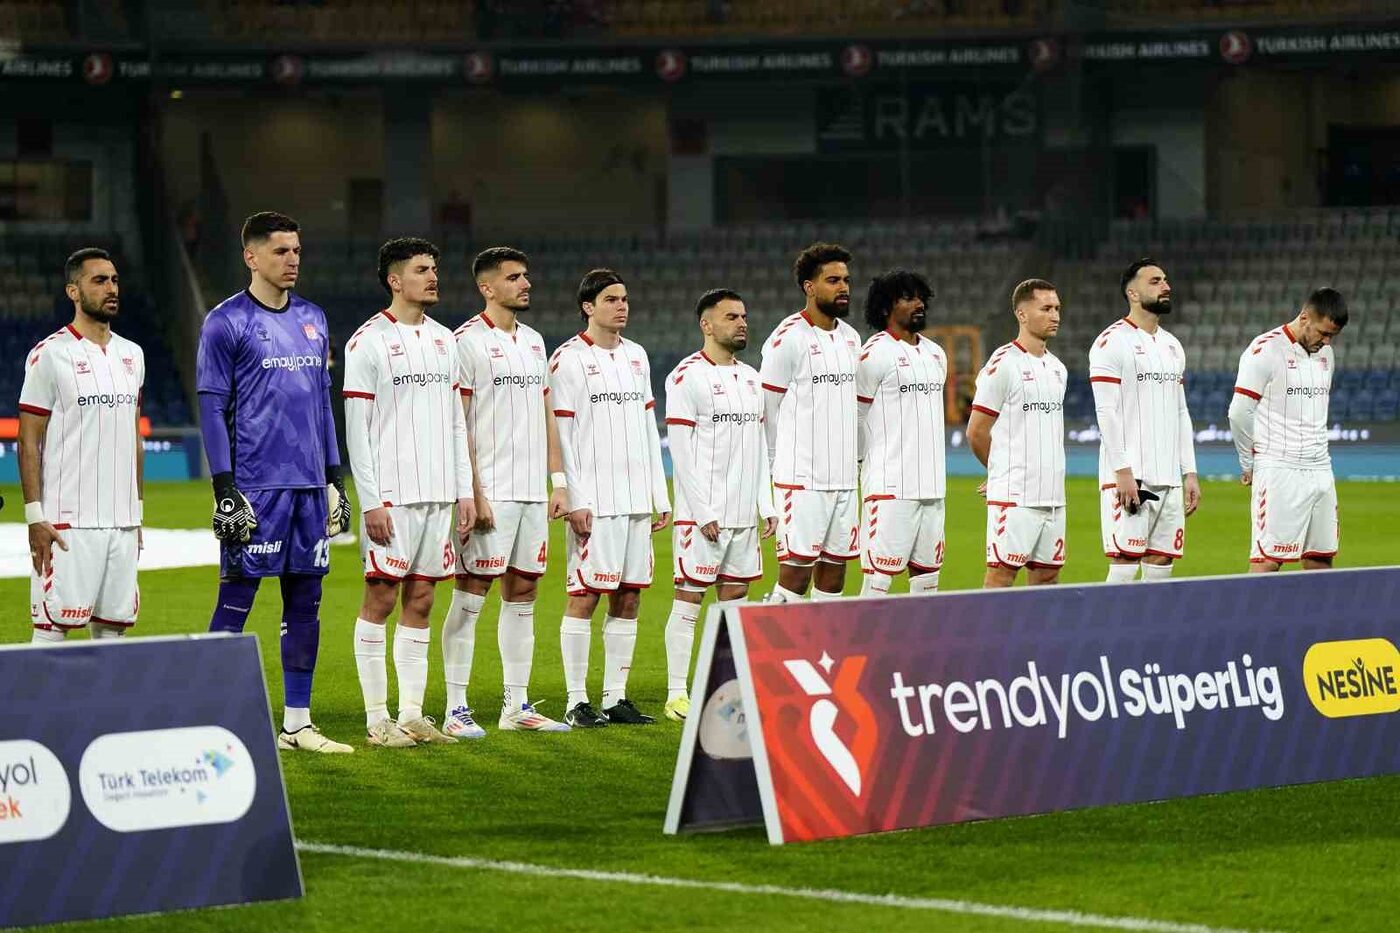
xmin=0 ymin=235 xmax=192 ymax=426
xmin=0 ymin=0 xmax=68 ymax=42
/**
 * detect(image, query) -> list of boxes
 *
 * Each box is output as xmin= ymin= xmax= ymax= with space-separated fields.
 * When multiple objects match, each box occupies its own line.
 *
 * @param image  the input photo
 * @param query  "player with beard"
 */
xmin=759 ymin=243 xmax=861 ymax=601
xmin=855 ymin=270 xmax=948 ymax=596
xmin=444 ymin=247 xmax=571 ymax=737
xmin=21 ymin=248 xmax=144 ymax=642
xmin=662 ymin=289 xmax=775 ymax=720
xmin=1090 ymin=258 xmax=1200 ymax=583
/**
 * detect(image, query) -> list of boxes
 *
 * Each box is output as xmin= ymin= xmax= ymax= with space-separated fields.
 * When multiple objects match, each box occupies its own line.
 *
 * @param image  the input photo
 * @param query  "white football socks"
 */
xmin=353 ymin=617 xmax=389 ymax=727
xmin=560 ymin=615 xmax=592 ymax=707
xmin=394 ymin=625 xmax=431 ymax=723
xmin=665 ymin=599 xmax=701 ymax=701
xmin=909 ymin=571 xmax=940 ymax=594
xmin=442 ymin=589 xmax=483 ymax=711
xmin=1106 ymin=563 xmax=1140 ymax=583
xmin=89 ymin=621 xmax=124 ymax=639
xmin=810 ymin=587 xmax=842 ymax=601
xmin=1142 ymin=562 xmax=1174 ymax=583
xmin=30 ymin=627 xmax=64 ymax=644
xmin=766 ymin=584 xmax=803 ymax=603
xmin=499 ymin=598 xmax=534 ymax=710
xmin=601 ymin=615 xmax=637 ymax=709
xmin=859 ymin=573 xmax=891 ymax=596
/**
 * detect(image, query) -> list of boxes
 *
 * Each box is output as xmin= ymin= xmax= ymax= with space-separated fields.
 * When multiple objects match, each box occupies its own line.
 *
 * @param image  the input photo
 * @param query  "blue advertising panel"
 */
xmin=0 ymin=634 xmax=301 ymax=926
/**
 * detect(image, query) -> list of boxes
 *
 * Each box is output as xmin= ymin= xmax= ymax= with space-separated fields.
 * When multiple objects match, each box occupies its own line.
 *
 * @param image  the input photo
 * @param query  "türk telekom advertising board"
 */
xmin=666 ymin=568 xmax=1400 ymax=844
xmin=0 ymin=634 xmax=301 ymax=927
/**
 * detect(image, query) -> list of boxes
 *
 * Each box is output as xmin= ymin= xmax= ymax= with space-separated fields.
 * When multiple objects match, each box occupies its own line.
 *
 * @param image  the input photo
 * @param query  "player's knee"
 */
xmin=674 ymin=586 xmax=705 ymax=605
xmin=460 ymin=574 xmax=493 ymax=597
xmin=401 ymin=580 xmax=437 ymax=619
xmin=610 ymin=588 xmax=641 ymax=618
xmin=360 ymin=579 xmax=398 ymax=621
xmin=501 ymin=572 xmax=537 ymax=602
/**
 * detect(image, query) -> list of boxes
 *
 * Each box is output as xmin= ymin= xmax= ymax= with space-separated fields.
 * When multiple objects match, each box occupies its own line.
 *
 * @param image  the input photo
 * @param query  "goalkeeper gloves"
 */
xmin=326 ymin=465 xmax=351 ymax=538
xmin=211 ymin=472 xmax=258 ymax=543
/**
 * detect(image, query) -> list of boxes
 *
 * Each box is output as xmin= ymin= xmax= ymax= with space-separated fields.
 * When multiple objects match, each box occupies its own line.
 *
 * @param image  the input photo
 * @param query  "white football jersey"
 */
xmin=664 ymin=351 xmax=774 ymax=529
xmin=19 ymin=325 xmax=145 ymax=528
xmin=343 ymin=310 xmax=470 ymax=507
xmin=1088 ymin=318 xmax=1195 ymax=486
xmin=456 ymin=312 xmax=549 ymax=503
xmin=549 ymin=332 xmax=668 ymax=518
xmin=1234 ymin=323 xmax=1333 ymax=469
xmin=970 ymin=340 xmax=1067 ymax=508
xmin=758 ymin=311 xmax=860 ymax=491
xmin=856 ymin=330 xmax=947 ymax=500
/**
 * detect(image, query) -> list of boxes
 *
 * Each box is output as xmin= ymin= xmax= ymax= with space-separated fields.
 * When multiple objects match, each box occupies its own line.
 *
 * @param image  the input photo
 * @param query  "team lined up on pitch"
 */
xmin=17 ymin=214 xmax=1347 ymax=752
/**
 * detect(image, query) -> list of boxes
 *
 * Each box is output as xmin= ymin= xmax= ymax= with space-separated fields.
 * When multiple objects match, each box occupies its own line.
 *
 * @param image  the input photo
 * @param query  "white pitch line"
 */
xmin=296 ymin=840 xmax=1280 ymax=933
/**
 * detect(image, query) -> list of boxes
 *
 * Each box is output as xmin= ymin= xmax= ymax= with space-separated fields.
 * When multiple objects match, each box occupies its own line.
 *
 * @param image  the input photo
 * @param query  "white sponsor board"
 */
xmin=0 ymin=739 xmax=71 ymax=844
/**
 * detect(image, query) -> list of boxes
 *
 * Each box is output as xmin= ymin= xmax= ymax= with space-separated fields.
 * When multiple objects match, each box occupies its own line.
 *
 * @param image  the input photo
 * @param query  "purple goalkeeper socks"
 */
xmin=208 ymin=578 xmax=261 ymax=633
xmin=279 ymin=574 xmax=322 ymax=709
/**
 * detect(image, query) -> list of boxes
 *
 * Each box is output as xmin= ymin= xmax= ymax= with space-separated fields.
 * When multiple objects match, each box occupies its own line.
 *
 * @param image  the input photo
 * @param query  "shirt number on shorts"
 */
xmin=1174 ymin=528 xmax=1185 ymax=552
xmin=1053 ymin=538 xmax=1065 ymax=563
xmin=314 ymin=539 xmax=331 ymax=569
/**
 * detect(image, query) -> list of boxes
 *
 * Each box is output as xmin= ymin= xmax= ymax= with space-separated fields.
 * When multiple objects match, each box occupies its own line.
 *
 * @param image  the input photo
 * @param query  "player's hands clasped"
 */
xmin=364 ymin=506 xmax=394 ymax=546
xmin=1114 ymin=467 xmax=1141 ymax=514
xmin=568 ymin=508 xmax=593 ymax=541
xmin=456 ymin=497 xmax=477 ymax=543
xmin=211 ymin=474 xmax=258 ymax=544
xmin=28 ymin=521 xmax=67 ymax=575
xmin=652 ymin=511 xmax=672 ymax=533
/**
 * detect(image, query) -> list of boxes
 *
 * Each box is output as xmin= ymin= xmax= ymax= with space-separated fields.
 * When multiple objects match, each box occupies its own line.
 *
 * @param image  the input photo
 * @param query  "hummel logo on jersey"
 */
xmin=245 ymin=540 xmax=283 ymax=555
xmin=389 ymin=343 xmax=405 ymax=357
xmin=77 ymin=392 xmax=138 ymax=408
xmin=255 ymin=324 xmax=270 ymax=341
xmin=490 ymin=346 xmax=504 ymax=359
xmin=1287 ymin=358 xmax=1298 ymax=369
xmin=1134 ymin=344 xmax=1147 ymax=355
xmin=586 ymin=364 xmax=601 ymax=376
xmin=783 ymin=652 xmax=878 ymax=798
xmin=631 ymin=359 xmax=644 ymax=376
xmin=434 ymin=338 xmax=447 ymax=355
xmin=531 ymin=344 xmax=545 ymax=358
xmin=809 ymin=343 xmax=821 ymax=356
xmin=302 ymin=323 xmax=318 ymax=340
xmin=811 ymin=372 xmax=855 ymax=386
xmin=121 ymin=356 xmax=134 ymax=374
xmin=897 ymin=356 xmax=910 ymax=367
xmin=1021 ymin=370 xmax=1035 ymax=381
xmin=261 ymin=354 xmax=323 ymax=371
xmin=74 ymin=360 xmax=91 ymax=375
xmin=392 ymin=372 xmax=450 ymax=387
xmin=712 ymin=383 xmax=726 ymax=395
xmin=590 ymin=390 xmax=645 ymax=405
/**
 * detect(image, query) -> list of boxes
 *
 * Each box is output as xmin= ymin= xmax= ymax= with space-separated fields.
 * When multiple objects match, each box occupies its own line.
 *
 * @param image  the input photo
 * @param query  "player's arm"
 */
xmin=641 ymin=354 xmax=670 ymax=531
xmin=854 ymin=342 xmax=885 ymax=464
xmin=758 ymin=336 xmax=795 ymax=466
xmin=1089 ymin=340 xmax=1138 ymax=510
xmin=756 ymin=415 xmax=777 ymax=539
xmin=135 ymin=355 xmax=146 ymax=546
xmin=1177 ymin=374 xmax=1201 ymax=514
xmin=342 ymin=337 xmax=389 ymax=544
xmin=966 ymin=362 xmax=1006 ymax=471
xmin=196 ymin=313 xmax=258 ymax=543
xmin=450 ymin=372 xmax=476 ymax=541
xmin=545 ymin=406 xmax=569 ymax=519
xmin=664 ymin=374 xmax=713 ymax=538
xmin=550 ymin=350 xmax=592 ymax=537
xmin=1229 ymin=347 xmax=1269 ymax=485
xmin=322 ymin=352 xmax=350 ymax=538
xmin=456 ymin=340 xmax=491 ymax=531
xmin=18 ymin=349 xmax=68 ymax=575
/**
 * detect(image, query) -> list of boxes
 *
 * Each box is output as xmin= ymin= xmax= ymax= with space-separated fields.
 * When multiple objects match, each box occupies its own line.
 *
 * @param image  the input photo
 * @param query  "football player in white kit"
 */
xmin=663 ymin=289 xmax=776 ymax=721
xmin=967 ymin=279 xmax=1068 ymax=588
xmin=760 ymin=243 xmax=861 ymax=602
xmin=551 ymin=269 xmax=670 ymax=728
xmin=1090 ymin=259 xmax=1201 ymax=584
xmin=447 ymin=247 xmax=571 ymax=737
xmin=1229 ymin=287 xmax=1347 ymax=572
xmin=343 ymin=238 xmax=475 ymax=747
xmin=21 ymin=248 xmax=144 ymax=642
xmin=856 ymin=269 xmax=948 ymax=596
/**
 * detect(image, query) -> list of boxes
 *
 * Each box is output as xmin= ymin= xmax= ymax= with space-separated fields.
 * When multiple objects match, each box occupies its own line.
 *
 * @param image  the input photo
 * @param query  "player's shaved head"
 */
xmin=473 ymin=246 xmax=528 ymax=281
xmin=241 ymin=211 xmax=299 ymax=246
xmin=378 ymin=237 xmax=440 ymax=298
xmin=64 ymin=247 xmax=114 ymax=284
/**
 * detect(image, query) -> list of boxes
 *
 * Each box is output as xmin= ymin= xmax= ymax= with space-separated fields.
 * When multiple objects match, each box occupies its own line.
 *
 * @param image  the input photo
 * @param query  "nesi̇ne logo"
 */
xmin=1303 ymin=638 xmax=1400 ymax=718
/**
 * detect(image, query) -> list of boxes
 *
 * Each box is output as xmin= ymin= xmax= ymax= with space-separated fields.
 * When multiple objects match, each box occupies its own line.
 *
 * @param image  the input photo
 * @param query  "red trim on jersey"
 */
xmin=1234 ymin=386 xmax=1262 ymax=400
xmin=380 ymin=501 xmax=394 ymax=508
xmin=665 ymin=417 xmax=697 ymax=427
xmin=1282 ymin=323 xmax=1297 ymax=343
xmin=863 ymin=494 xmax=895 ymax=502
xmin=1100 ymin=483 xmax=1116 ymax=490
xmin=460 ymin=388 xmax=473 ymax=397
xmin=675 ymin=559 xmax=713 ymax=588
xmin=987 ymin=544 xmax=1020 ymax=570
xmin=1011 ymin=340 xmax=1027 ymax=352
xmin=761 ymin=382 xmax=787 ymax=394
xmin=699 ymin=350 xmax=717 ymax=365
xmin=856 ymin=394 xmax=874 ymax=404
xmin=986 ymin=501 xmax=1017 ymax=508
xmin=800 ymin=310 xmax=815 ymax=326
xmin=970 ymin=404 xmax=999 ymax=417
xmin=773 ymin=482 xmax=806 ymax=490
xmin=553 ymin=409 xmax=575 ymax=417
xmin=19 ymin=404 xmax=51 ymax=416
xmin=380 ymin=310 xmax=398 ymax=323
xmin=1112 ymin=534 xmax=1144 ymax=559
xmin=342 ymin=390 xmax=375 ymax=400
xmin=368 ymin=552 xmax=404 ymax=580
xmin=1089 ymin=376 xmax=1121 ymax=384
xmin=65 ymin=324 xmax=82 ymax=340
xmin=1122 ymin=317 xmax=1139 ymax=329
xmin=578 ymin=331 xmax=594 ymax=346
xmin=51 ymin=523 xmax=72 ymax=531
xmin=645 ymin=400 xmax=655 ymax=410
xmin=481 ymin=312 xmax=497 ymax=329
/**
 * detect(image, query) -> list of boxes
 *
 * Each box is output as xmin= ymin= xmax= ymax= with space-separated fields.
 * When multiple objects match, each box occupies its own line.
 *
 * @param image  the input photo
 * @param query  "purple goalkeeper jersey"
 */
xmin=197 ymin=290 xmax=333 ymax=491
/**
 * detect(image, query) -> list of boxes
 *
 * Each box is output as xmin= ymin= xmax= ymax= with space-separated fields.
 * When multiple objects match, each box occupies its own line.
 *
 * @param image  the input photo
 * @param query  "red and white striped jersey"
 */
xmin=343 ymin=310 xmax=470 ymax=507
xmin=455 ymin=312 xmax=549 ymax=503
xmin=1088 ymin=318 xmax=1195 ymax=486
xmin=549 ymin=332 xmax=668 ymax=518
xmin=19 ymin=325 xmax=144 ymax=528
xmin=971 ymin=340 xmax=1066 ymax=508
xmin=664 ymin=351 xmax=774 ymax=528
xmin=856 ymin=330 xmax=947 ymax=500
xmin=1234 ymin=324 xmax=1334 ymax=469
xmin=758 ymin=311 xmax=860 ymax=491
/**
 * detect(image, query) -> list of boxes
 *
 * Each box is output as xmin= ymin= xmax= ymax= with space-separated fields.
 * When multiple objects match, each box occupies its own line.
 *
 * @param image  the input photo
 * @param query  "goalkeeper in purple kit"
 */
xmin=197 ymin=211 xmax=354 ymax=753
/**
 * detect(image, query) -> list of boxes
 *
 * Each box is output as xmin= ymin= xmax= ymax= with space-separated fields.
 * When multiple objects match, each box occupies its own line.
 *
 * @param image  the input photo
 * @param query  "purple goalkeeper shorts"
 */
xmin=220 ymin=487 xmax=331 ymax=579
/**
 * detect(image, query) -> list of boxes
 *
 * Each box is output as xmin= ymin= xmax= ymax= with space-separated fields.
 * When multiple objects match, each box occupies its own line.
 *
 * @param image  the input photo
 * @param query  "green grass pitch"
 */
xmin=3 ymin=477 xmax=1398 ymax=932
